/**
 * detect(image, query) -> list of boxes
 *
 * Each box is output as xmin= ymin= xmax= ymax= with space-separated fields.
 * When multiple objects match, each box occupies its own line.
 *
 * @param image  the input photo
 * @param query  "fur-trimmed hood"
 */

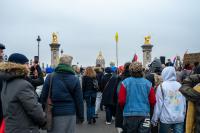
xmin=0 ymin=62 xmax=29 ymax=81
xmin=94 ymin=67 xmax=103 ymax=73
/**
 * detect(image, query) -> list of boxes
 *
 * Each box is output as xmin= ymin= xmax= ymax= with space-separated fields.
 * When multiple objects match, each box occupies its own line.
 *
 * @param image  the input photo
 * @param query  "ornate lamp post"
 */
xmin=36 ymin=35 xmax=41 ymax=60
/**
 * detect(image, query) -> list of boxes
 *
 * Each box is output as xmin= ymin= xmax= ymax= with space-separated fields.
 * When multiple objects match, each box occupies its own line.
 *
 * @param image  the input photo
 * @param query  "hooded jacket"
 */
xmin=152 ymin=66 xmax=186 ymax=125
xmin=0 ymin=62 xmax=46 ymax=133
xmin=179 ymin=74 xmax=200 ymax=133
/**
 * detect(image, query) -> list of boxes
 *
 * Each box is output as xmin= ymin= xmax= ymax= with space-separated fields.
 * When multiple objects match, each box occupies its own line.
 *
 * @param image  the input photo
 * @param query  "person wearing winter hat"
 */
xmin=0 ymin=43 xmax=5 ymax=124
xmin=0 ymin=43 xmax=5 ymax=62
xmin=102 ymin=66 xmax=118 ymax=125
xmin=0 ymin=53 xmax=46 ymax=133
xmin=145 ymin=59 xmax=163 ymax=133
xmin=0 ymin=43 xmax=5 ymax=125
xmin=118 ymin=62 xmax=156 ymax=133
xmin=115 ymin=62 xmax=131 ymax=133
xmin=179 ymin=65 xmax=200 ymax=133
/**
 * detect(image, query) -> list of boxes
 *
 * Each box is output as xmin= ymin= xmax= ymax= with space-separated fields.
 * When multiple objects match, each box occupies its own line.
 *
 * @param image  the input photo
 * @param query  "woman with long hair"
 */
xmin=82 ymin=67 xmax=98 ymax=124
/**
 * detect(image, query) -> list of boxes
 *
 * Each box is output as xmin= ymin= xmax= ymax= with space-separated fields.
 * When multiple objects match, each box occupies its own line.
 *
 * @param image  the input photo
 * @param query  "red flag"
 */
xmin=132 ymin=54 xmax=138 ymax=62
xmin=0 ymin=119 xmax=5 ymax=133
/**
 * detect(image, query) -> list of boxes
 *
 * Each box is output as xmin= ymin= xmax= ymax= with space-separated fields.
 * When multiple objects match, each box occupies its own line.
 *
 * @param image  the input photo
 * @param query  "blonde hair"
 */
xmin=84 ymin=66 xmax=96 ymax=78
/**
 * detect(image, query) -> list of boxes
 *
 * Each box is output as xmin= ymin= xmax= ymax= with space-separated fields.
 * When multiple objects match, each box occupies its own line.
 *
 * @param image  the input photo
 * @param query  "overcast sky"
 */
xmin=0 ymin=0 xmax=200 ymax=67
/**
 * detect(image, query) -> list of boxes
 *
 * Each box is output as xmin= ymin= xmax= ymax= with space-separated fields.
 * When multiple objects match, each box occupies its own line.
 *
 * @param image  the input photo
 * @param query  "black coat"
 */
xmin=28 ymin=65 xmax=44 ymax=89
xmin=101 ymin=73 xmax=112 ymax=91
xmin=102 ymin=73 xmax=118 ymax=106
xmin=82 ymin=76 xmax=98 ymax=94
xmin=96 ymin=72 xmax=104 ymax=92
xmin=115 ymin=70 xmax=130 ymax=129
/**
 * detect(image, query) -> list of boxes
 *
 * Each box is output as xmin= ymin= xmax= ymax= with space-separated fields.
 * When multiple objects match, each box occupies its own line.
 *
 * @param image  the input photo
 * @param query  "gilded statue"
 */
xmin=144 ymin=36 xmax=151 ymax=45
xmin=52 ymin=32 xmax=58 ymax=44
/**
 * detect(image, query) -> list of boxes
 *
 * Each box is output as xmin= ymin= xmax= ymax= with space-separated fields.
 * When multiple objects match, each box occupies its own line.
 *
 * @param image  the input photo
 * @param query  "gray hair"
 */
xmin=59 ymin=54 xmax=73 ymax=66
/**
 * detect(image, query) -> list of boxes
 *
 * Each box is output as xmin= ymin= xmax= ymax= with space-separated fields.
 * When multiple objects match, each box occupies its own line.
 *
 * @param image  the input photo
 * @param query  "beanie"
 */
xmin=8 ymin=53 xmax=29 ymax=65
xmin=149 ymin=59 xmax=162 ymax=73
xmin=0 ymin=43 xmax=5 ymax=49
xmin=111 ymin=66 xmax=117 ymax=73
xmin=129 ymin=62 xmax=143 ymax=72
xmin=105 ymin=67 xmax=112 ymax=74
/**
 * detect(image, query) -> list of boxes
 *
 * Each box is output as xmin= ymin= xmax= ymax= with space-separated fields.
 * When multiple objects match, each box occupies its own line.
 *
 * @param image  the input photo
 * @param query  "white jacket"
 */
xmin=152 ymin=66 xmax=186 ymax=125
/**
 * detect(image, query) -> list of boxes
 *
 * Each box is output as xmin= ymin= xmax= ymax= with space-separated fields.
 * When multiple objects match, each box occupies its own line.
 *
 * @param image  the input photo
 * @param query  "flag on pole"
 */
xmin=115 ymin=32 xmax=119 ymax=44
xmin=173 ymin=56 xmax=177 ymax=66
xmin=132 ymin=53 xmax=138 ymax=62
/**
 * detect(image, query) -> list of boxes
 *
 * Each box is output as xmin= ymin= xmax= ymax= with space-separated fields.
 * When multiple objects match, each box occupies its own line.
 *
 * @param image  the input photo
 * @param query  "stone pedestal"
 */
xmin=49 ymin=43 xmax=60 ymax=68
xmin=141 ymin=44 xmax=153 ymax=67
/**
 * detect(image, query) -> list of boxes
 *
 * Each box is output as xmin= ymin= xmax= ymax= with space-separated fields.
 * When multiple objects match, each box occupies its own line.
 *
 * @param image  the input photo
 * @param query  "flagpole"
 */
xmin=116 ymin=41 xmax=118 ymax=68
xmin=115 ymin=32 xmax=119 ymax=68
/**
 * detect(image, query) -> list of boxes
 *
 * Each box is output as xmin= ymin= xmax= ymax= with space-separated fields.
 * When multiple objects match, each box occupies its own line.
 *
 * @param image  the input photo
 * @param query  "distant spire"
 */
xmin=99 ymin=51 xmax=102 ymax=56
xmin=97 ymin=50 xmax=103 ymax=59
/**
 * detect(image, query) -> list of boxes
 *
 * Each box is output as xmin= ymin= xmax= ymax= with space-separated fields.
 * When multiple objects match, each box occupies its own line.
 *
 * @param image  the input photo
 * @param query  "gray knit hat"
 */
xmin=149 ymin=59 xmax=162 ymax=73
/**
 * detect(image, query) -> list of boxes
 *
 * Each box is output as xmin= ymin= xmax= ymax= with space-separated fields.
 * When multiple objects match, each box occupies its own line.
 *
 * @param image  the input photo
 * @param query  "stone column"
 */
xmin=49 ymin=43 xmax=60 ymax=68
xmin=141 ymin=44 xmax=153 ymax=67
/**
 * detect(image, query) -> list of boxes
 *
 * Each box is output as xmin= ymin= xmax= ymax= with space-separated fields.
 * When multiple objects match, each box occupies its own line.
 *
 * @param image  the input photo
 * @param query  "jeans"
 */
xmin=159 ymin=122 xmax=184 ymax=133
xmin=95 ymin=92 xmax=102 ymax=114
xmin=123 ymin=116 xmax=150 ymax=133
xmin=84 ymin=91 xmax=96 ymax=121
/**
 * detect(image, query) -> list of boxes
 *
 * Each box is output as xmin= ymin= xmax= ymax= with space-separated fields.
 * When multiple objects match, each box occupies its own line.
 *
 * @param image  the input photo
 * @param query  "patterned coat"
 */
xmin=180 ymin=74 xmax=200 ymax=133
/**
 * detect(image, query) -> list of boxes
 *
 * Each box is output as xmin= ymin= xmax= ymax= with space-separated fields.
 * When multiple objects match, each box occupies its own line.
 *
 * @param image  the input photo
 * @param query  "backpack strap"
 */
xmin=60 ymin=75 xmax=74 ymax=100
xmin=47 ymin=73 xmax=54 ymax=105
xmin=160 ymin=83 xmax=164 ymax=99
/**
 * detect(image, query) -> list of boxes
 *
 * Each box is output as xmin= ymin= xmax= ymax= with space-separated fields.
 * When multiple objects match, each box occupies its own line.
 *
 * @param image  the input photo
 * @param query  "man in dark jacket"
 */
xmin=114 ymin=62 xmax=131 ymax=133
xmin=40 ymin=54 xmax=84 ymax=133
xmin=145 ymin=58 xmax=162 ymax=133
xmin=0 ymin=53 xmax=46 ymax=133
xmin=179 ymin=66 xmax=200 ymax=133
xmin=0 ymin=43 xmax=5 ymax=125
xmin=102 ymin=67 xmax=118 ymax=124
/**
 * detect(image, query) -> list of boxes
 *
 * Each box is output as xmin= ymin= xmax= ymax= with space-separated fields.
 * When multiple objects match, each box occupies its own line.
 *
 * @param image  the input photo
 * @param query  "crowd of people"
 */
xmin=0 ymin=43 xmax=199 ymax=133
